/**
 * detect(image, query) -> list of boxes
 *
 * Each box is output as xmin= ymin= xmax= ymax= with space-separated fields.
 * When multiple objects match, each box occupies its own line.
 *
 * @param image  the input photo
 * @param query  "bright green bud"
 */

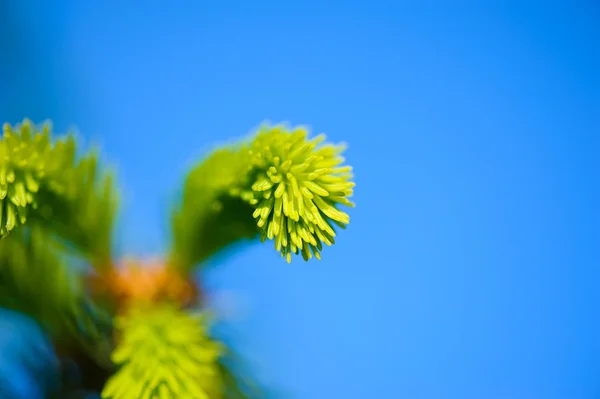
xmin=0 ymin=120 xmax=47 ymax=236
xmin=243 ymin=124 xmax=355 ymax=263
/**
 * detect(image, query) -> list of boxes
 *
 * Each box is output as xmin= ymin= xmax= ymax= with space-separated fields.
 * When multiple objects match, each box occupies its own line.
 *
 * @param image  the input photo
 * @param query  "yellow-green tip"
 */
xmin=244 ymin=124 xmax=355 ymax=263
xmin=102 ymin=303 xmax=223 ymax=399
xmin=0 ymin=119 xmax=77 ymax=237
xmin=0 ymin=120 xmax=49 ymax=236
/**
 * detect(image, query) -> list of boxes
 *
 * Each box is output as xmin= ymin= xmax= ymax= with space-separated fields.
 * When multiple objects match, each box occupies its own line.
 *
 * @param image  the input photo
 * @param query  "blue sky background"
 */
xmin=1 ymin=1 xmax=599 ymax=398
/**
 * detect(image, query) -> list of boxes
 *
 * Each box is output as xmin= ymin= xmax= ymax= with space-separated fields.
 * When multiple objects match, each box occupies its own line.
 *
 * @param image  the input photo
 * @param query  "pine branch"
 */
xmin=170 ymin=123 xmax=355 ymax=271
xmin=0 ymin=119 xmax=119 ymax=270
xmin=0 ymin=119 xmax=117 ymax=371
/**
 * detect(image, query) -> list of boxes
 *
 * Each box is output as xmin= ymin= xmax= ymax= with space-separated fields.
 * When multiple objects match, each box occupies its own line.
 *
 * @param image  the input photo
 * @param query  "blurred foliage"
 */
xmin=102 ymin=303 xmax=223 ymax=399
xmin=0 ymin=119 xmax=117 ymax=372
xmin=0 ymin=226 xmax=113 ymax=368
xmin=0 ymin=119 xmax=119 ymax=269
xmin=0 ymin=308 xmax=62 ymax=399
xmin=171 ymin=147 xmax=258 ymax=271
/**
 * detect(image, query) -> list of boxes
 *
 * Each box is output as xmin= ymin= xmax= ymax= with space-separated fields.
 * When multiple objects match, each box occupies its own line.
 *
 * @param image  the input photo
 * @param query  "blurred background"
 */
xmin=1 ymin=1 xmax=599 ymax=398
